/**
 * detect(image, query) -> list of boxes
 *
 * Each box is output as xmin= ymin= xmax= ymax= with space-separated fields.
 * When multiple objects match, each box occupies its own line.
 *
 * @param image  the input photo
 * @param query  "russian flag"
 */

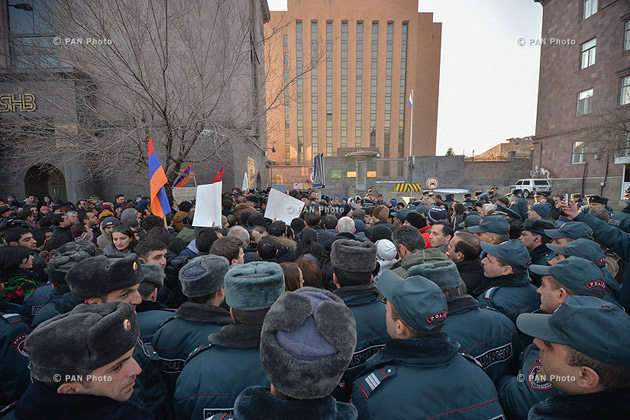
xmin=173 ymin=164 xmax=194 ymax=188
xmin=408 ymin=92 xmax=413 ymax=108
xmin=148 ymin=137 xmax=172 ymax=218
xmin=212 ymin=163 xmax=225 ymax=183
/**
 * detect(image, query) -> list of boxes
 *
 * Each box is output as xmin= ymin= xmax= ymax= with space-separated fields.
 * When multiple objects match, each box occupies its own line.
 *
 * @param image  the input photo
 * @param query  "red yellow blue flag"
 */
xmin=212 ymin=163 xmax=225 ymax=184
xmin=148 ymin=137 xmax=171 ymax=218
xmin=173 ymin=163 xmax=194 ymax=188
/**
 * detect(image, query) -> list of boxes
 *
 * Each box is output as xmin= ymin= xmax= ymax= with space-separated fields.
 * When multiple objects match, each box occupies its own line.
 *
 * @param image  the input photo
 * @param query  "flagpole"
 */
xmin=409 ymin=88 xmax=414 ymax=156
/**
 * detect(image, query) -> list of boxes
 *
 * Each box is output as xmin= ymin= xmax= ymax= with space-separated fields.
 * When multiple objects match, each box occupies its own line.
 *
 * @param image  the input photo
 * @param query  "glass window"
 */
xmin=580 ymin=38 xmax=596 ymax=69
xmin=583 ymin=0 xmax=597 ymax=20
xmin=572 ymin=142 xmax=587 ymax=164
xmin=621 ymin=76 xmax=630 ymax=106
xmin=8 ymin=0 xmax=60 ymax=67
xmin=576 ymin=88 xmax=593 ymax=116
xmin=626 ymin=21 xmax=630 ymax=52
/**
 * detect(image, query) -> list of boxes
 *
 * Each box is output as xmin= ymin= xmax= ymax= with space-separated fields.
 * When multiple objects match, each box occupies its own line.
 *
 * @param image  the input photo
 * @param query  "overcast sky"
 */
xmin=267 ymin=0 xmax=543 ymax=156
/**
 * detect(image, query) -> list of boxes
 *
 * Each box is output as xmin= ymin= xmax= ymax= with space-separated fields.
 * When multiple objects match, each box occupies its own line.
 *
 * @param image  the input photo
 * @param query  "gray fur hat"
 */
xmin=25 ymin=302 xmax=139 ymax=382
xmin=407 ymin=261 xmax=462 ymax=291
xmin=140 ymin=264 xmax=164 ymax=289
xmin=120 ymin=208 xmax=139 ymax=227
xmin=47 ymin=250 xmax=93 ymax=287
xmin=224 ymin=261 xmax=284 ymax=310
xmin=331 ymin=239 xmax=377 ymax=273
xmin=260 ymin=287 xmax=357 ymax=399
xmin=65 ymin=254 xmax=143 ymax=300
xmin=179 ymin=255 xmax=229 ymax=297
xmin=55 ymin=241 xmax=98 ymax=256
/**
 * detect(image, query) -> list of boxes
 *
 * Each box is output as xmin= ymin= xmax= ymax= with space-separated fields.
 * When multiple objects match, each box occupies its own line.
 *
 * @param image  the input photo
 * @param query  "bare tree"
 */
xmin=0 ymin=0 xmax=315 ymax=191
xmin=573 ymin=108 xmax=630 ymax=159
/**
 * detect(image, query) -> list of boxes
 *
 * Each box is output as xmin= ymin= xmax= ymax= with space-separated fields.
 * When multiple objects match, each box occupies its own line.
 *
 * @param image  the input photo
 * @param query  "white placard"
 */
xmin=172 ymin=186 xmax=197 ymax=203
xmin=241 ymin=172 xmax=248 ymax=191
xmin=264 ymin=188 xmax=305 ymax=225
xmin=192 ymin=182 xmax=222 ymax=227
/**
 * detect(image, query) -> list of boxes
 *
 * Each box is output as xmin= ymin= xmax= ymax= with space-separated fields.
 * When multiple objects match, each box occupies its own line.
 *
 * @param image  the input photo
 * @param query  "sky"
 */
xmin=266 ymin=0 xmax=543 ymax=157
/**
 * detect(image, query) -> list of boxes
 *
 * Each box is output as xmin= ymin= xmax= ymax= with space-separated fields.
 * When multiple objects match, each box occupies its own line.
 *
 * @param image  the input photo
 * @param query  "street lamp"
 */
xmin=266 ymin=147 xmax=276 ymax=186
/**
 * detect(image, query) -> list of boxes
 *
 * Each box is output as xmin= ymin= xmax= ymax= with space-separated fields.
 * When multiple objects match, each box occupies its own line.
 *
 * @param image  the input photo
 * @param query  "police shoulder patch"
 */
xmin=357 ymin=366 xmax=396 ymax=399
xmin=2 ymin=313 xmax=23 ymax=325
xmin=12 ymin=332 xmax=28 ymax=358
xmin=528 ymin=358 xmax=553 ymax=391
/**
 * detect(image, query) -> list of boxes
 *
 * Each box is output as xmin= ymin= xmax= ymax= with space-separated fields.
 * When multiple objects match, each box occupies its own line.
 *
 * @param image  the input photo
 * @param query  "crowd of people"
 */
xmin=0 ymin=186 xmax=628 ymax=419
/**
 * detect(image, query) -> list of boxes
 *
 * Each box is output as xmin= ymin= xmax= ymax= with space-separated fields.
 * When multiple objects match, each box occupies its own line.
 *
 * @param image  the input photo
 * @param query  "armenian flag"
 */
xmin=148 ymin=137 xmax=171 ymax=218
xmin=212 ymin=163 xmax=225 ymax=183
xmin=173 ymin=164 xmax=194 ymax=188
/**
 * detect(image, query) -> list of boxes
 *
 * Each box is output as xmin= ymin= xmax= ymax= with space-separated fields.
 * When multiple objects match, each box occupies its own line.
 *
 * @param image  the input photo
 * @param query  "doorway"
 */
xmin=24 ymin=164 xmax=67 ymax=202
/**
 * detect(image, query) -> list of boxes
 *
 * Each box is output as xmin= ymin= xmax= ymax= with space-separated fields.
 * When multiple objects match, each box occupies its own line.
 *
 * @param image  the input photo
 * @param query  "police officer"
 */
xmin=510 ymin=189 xmax=529 ymax=221
xmin=64 ymin=254 xmax=168 ymax=417
xmin=0 ymin=279 xmax=30 ymax=411
xmin=329 ymin=239 xmax=390 ymax=401
xmin=409 ymin=261 xmax=520 ymax=383
xmin=543 ymin=221 xmax=593 ymax=246
xmin=497 ymin=256 xmax=609 ymax=419
xmin=210 ymin=287 xmax=358 ymax=419
xmin=563 ymin=200 xmax=630 ymax=312
xmin=11 ymin=302 xmax=152 ymax=419
xmin=136 ymin=264 xmax=175 ymax=344
xmin=517 ymin=296 xmax=630 ymax=418
xmin=351 ymin=271 xmax=505 ymax=419
xmin=546 ymin=238 xmax=621 ymax=302
xmin=467 ymin=216 xmax=510 ymax=244
xmin=474 ymin=240 xmax=540 ymax=323
xmin=519 ymin=219 xmax=556 ymax=287
xmin=174 ymin=261 xmax=285 ymax=419
xmin=152 ymin=255 xmax=233 ymax=397
xmin=30 ymin=242 xmax=95 ymax=328
xmin=609 ymin=188 xmax=630 ymax=231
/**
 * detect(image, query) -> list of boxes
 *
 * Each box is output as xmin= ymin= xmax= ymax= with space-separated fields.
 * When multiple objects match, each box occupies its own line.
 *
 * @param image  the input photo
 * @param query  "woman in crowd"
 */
xmin=104 ymin=226 xmax=138 ymax=257
xmin=0 ymin=245 xmax=41 ymax=304
xmin=280 ymin=262 xmax=303 ymax=291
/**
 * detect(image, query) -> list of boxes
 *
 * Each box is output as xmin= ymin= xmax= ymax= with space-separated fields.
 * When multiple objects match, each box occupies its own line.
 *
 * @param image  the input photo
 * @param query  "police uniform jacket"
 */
xmin=497 ymin=342 xmax=559 ymax=420
xmin=208 ymin=386 xmax=358 ymax=420
xmin=131 ymin=338 xmax=169 ymax=418
xmin=608 ymin=205 xmax=630 ymax=231
xmin=30 ymin=289 xmax=80 ymax=328
xmin=574 ymin=212 xmax=630 ymax=312
xmin=510 ymin=197 xmax=529 ymax=221
xmin=152 ymin=302 xmax=233 ymax=397
xmin=22 ymin=283 xmax=52 ymax=320
xmin=528 ymin=245 xmax=554 ymax=287
xmin=351 ymin=333 xmax=505 ymax=420
xmin=473 ymin=271 xmax=540 ymax=324
xmin=0 ymin=299 xmax=30 ymax=408
xmin=174 ymin=323 xmax=268 ymax=420
xmin=442 ymin=294 xmax=520 ymax=383
xmin=527 ymin=388 xmax=629 ymax=420
xmin=332 ymin=284 xmax=390 ymax=401
xmin=136 ymin=300 xmax=176 ymax=344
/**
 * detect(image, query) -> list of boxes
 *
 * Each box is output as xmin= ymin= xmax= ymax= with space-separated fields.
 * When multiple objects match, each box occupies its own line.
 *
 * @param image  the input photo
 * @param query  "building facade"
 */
xmin=533 ymin=0 xmax=630 ymax=202
xmin=265 ymin=0 xmax=441 ymax=187
xmin=0 ymin=0 xmax=270 ymax=203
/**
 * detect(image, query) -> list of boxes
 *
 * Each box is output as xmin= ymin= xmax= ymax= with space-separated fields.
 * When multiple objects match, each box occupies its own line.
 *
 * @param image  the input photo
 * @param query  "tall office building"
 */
xmin=533 ymin=0 xmax=630 ymax=199
xmin=265 ymin=0 xmax=441 ymax=184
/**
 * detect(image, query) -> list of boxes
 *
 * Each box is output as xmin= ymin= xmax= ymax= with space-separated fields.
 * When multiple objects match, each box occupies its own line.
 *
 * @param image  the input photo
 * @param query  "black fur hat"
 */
xmin=65 ymin=254 xmax=143 ymax=300
xmin=260 ymin=287 xmax=357 ymax=399
xmin=25 ymin=302 xmax=139 ymax=382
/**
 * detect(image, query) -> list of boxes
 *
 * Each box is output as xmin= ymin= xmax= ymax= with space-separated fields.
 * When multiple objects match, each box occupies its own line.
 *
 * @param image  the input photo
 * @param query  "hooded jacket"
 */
xmin=390 ymin=248 xmax=449 ymax=278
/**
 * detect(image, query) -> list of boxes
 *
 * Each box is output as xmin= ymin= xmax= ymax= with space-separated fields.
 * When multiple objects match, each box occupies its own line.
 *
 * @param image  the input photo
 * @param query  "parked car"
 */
xmin=511 ymin=178 xmax=552 ymax=198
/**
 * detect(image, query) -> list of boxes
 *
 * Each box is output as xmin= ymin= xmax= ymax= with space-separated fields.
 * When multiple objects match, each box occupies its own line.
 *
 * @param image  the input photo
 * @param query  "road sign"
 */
xmin=308 ymin=171 xmax=315 ymax=183
xmin=426 ymin=177 xmax=439 ymax=190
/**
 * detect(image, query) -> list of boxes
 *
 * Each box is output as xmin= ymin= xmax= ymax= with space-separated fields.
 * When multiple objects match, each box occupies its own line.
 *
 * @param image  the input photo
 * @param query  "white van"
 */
xmin=511 ymin=179 xmax=552 ymax=198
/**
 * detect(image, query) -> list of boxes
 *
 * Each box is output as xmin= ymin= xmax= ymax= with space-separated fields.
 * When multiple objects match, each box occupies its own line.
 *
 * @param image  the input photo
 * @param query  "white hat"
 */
xmin=376 ymin=239 xmax=397 ymax=261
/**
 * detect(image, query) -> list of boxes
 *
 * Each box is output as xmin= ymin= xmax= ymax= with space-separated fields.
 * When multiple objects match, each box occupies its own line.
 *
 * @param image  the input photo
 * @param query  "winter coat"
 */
xmin=390 ymin=248 xmax=449 ymax=278
xmin=136 ymin=300 xmax=176 ymax=344
xmin=474 ymin=271 xmax=540 ymax=324
xmin=268 ymin=235 xmax=298 ymax=263
xmin=174 ymin=324 xmax=268 ymax=420
xmin=30 ymin=289 xmax=81 ymax=328
xmin=442 ymin=295 xmax=520 ymax=383
xmin=209 ymin=386 xmax=357 ymax=420
xmin=455 ymin=258 xmax=486 ymax=297
xmin=528 ymin=245 xmax=554 ymax=287
xmin=0 ymin=299 xmax=30 ymax=408
xmin=527 ymin=388 xmax=629 ymax=420
xmin=22 ymin=283 xmax=53 ymax=319
xmin=351 ymin=334 xmax=505 ymax=420
xmin=497 ymin=342 xmax=559 ymax=420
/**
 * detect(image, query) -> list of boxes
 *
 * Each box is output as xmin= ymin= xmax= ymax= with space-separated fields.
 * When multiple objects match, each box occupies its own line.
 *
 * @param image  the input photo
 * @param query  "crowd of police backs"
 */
xmin=0 ymin=187 xmax=629 ymax=420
